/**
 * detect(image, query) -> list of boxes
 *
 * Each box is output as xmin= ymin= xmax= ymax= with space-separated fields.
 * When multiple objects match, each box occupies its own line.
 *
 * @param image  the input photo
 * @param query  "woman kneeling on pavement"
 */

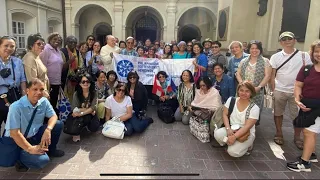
xmin=105 ymin=83 xmax=153 ymax=136
xmin=214 ymin=81 xmax=260 ymax=157
xmin=287 ymin=40 xmax=320 ymax=172
xmin=66 ymin=73 xmax=100 ymax=142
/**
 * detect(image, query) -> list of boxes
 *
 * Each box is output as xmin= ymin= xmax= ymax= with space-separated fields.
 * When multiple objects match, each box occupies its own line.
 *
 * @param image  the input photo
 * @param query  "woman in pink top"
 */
xmin=39 ymin=33 xmax=64 ymax=111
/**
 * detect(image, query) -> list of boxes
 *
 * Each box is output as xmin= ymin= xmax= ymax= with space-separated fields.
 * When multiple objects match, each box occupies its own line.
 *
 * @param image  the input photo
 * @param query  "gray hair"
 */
xmin=228 ymin=41 xmax=243 ymax=51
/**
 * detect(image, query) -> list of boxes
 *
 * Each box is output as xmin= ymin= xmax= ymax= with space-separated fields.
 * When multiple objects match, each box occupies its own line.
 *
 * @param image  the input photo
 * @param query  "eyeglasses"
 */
xmin=187 ymin=45 xmax=193 ymax=47
xmin=117 ymin=89 xmax=126 ymax=92
xmin=280 ymin=37 xmax=293 ymax=41
xmin=158 ymin=75 xmax=165 ymax=79
xmin=36 ymin=42 xmax=45 ymax=46
xmin=88 ymin=38 xmax=94 ymax=41
xmin=127 ymin=42 xmax=134 ymax=44
xmin=212 ymin=46 xmax=219 ymax=48
xmin=155 ymin=44 xmax=160 ymax=46
xmin=129 ymin=76 xmax=136 ymax=79
xmin=81 ymin=80 xmax=90 ymax=84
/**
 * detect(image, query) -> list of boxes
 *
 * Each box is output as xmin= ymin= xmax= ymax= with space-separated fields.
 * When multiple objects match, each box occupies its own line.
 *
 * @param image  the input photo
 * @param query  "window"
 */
xmin=12 ymin=21 xmax=26 ymax=49
xmin=48 ymin=26 xmax=54 ymax=34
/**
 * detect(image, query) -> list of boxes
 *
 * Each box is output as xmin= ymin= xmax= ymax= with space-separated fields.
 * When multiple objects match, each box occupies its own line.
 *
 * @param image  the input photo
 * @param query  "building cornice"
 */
xmin=14 ymin=0 xmax=62 ymax=14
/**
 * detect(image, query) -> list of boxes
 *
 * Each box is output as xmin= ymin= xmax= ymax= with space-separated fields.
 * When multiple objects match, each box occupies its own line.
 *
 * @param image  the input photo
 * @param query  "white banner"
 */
xmin=113 ymin=54 xmax=195 ymax=85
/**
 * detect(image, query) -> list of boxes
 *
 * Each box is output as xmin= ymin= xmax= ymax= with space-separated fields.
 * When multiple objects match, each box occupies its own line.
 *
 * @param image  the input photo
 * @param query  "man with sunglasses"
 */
xmin=208 ymin=41 xmax=227 ymax=78
xmin=270 ymin=31 xmax=312 ymax=149
xmin=120 ymin=37 xmax=138 ymax=57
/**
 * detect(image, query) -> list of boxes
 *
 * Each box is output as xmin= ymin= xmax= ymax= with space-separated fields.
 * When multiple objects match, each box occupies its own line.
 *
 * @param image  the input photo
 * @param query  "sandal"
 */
xmin=274 ymin=136 xmax=284 ymax=145
xmin=294 ymin=138 xmax=304 ymax=150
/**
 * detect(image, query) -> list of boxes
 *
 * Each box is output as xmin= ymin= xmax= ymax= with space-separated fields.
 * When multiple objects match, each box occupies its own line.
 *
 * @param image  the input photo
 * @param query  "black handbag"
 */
xmin=0 ymin=106 xmax=38 ymax=167
xmin=157 ymin=103 xmax=175 ymax=124
xmin=63 ymin=115 xmax=85 ymax=135
xmin=1 ymin=60 xmax=21 ymax=103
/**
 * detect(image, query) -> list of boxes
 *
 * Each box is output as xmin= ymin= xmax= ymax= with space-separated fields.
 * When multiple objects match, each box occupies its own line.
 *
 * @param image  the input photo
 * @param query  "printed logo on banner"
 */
xmin=116 ymin=60 xmax=134 ymax=77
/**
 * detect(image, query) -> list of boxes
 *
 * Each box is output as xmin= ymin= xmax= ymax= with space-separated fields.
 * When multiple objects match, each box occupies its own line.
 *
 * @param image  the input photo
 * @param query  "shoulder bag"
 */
xmin=275 ymin=49 xmax=299 ymax=76
xmin=102 ymin=116 xmax=126 ymax=139
xmin=0 ymin=106 xmax=38 ymax=167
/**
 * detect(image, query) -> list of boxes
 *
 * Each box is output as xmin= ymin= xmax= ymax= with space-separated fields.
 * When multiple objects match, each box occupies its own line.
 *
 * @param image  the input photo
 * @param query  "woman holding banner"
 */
xmin=192 ymin=43 xmax=208 ymax=78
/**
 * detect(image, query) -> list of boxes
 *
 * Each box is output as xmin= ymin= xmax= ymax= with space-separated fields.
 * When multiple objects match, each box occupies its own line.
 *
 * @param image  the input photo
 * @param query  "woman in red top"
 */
xmin=287 ymin=40 xmax=320 ymax=172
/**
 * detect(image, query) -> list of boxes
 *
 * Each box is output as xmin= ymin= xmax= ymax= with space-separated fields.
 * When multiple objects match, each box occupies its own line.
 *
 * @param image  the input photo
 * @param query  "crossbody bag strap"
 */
xmin=24 ymin=106 xmax=39 ymax=138
xmin=228 ymin=97 xmax=236 ymax=124
xmin=245 ymin=102 xmax=255 ymax=120
xmin=11 ymin=58 xmax=16 ymax=83
xmin=276 ymin=49 xmax=299 ymax=74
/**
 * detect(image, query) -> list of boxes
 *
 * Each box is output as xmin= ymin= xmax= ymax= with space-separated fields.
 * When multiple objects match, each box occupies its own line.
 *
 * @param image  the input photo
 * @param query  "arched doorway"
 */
xmin=178 ymin=24 xmax=201 ymax=42
xmin=135 ymin=16 xmax=157 ymax=42
xmin=125 ymin=6 xmax=164 ymax=43
xmin=93 ymin=22 xmax=112 ymax=45
xmin=75 ymin=4 xmax=112 ymax=42
xmin=177 ymin=7 xmax=216 ymax=42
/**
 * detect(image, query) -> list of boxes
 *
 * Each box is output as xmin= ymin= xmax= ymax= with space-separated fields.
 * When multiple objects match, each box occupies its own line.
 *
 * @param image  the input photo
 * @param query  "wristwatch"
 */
xmin=226 ymin=127 xmax=230 ymax=130
xmin=80 ymin=112 xmax=84 ymax=116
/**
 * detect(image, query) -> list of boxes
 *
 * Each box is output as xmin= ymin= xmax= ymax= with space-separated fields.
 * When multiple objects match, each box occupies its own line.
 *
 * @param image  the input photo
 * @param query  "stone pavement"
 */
xmin=1 ymin=106 xmax=320 ymax=179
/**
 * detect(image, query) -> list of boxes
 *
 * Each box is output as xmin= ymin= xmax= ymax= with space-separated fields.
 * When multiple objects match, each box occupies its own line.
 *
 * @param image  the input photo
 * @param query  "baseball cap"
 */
xmin=279 ymin=31 xmax=295 ymax=41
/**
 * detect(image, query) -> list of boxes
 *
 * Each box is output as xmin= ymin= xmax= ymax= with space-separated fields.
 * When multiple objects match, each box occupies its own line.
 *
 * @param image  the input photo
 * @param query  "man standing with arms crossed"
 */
xmin=270 ymin=32 xmax=312 ymax=149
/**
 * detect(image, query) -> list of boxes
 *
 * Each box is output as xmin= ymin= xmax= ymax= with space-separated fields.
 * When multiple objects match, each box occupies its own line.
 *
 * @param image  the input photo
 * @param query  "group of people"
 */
xmin=0 ymin=30 xmax=319 ymax=173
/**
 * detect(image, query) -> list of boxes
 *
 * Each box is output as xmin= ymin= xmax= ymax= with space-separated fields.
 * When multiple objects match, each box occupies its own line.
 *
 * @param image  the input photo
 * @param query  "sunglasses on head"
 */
xmin=280 ymin=37 xmax=293 ymax=41
xmin=81 ymin=80 xmax=90 ymax=84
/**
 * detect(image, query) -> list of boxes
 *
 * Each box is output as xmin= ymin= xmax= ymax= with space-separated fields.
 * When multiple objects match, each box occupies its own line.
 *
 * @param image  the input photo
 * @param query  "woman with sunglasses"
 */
xmin=189 ymin=76 xmax=222 ymax=143
xmin=106 ymin=70 xmax=119 ymax=95
xmin=0 ymin=36 xmax=27 ymax=132
xmin=68 ymin=73 xmax=99 ymax=142
xmin=23 ymin=34 xmax=49 ymax=99
xmin=208 ymin=41 xmax=227 ymax=78
xmin=153 ymin=71 xmax=179 ymax=112
xmin=175 ymin=70 xmax=196 ymax=125
xmin=147 ymin=45 xmax=160 ymax=59
xmin=126 ymin=71 xmax=148 ymax=116
xmin=161 ymin=44 xmax=172 ymax=59
xmin=105 ymin=83 xmax=152 ymax=136
xmin=95 ymin=70 xmax=110 ymax=122
xmin=236 ymin=40 xmax=272 ymax=125
xmin=86 ymin=35 xmax=95 ymax=52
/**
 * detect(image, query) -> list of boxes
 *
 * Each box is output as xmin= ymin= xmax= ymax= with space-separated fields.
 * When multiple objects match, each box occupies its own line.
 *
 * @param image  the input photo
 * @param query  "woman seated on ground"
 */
xmin=95 ymin=70 xmax=109 ymax=122
xmin=211 ymin=63 xmax=235 ymax=104
xmin=69 ymin=73 xmax=100 ymax=142
xmin=153 ymin=71 xmax=179 ymax=111
xmin=189 ymin=76 xmax=222 ymax=117
xmin=106 ymin=70 xmax=118 ymax=95
xmin=174 ymin=70 xmax=196 ymax=125
xmin=214 ymin=81 xmax=260 ymax=157
xmin=104 ymin=83 xmax=153 ymax=136
xmin=126 ymin=71 xmax=148 ymax=116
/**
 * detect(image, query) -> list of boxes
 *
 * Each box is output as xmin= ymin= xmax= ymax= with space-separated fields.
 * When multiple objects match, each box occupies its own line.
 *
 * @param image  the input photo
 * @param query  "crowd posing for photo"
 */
xmin=0 ymin=31 xmax=319 ymax=173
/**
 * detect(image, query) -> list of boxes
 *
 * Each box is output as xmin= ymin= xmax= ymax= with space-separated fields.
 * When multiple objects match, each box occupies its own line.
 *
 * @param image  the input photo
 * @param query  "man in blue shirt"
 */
xmin=3 ymin=78 xmax=64 ymax=171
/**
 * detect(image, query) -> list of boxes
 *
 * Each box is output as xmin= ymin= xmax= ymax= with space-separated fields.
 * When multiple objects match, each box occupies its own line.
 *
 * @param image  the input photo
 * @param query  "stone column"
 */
xmin=71 ymin=23 xmax=80 ymax=39
xmin=0 ymin=0 xmax=8 ymax=35
xmin=122 ymin=25 xmax=126 ymax=39
xmin=166 ymin=0 xmax=178 ymax=42
xmin=174 ymin=26 xmax=179 ymax=41
xmin=267 ymin=0 xmax=283 ymax=51
xmin=114 ymin=0 xmax=124 ymax=40
xmin=65 ymin=1 xmax=72 ymax=36
xmin=162 ymin=26 xmax=167 ymax=41
xmin=37 ymin=8 xmax=48 ymax=37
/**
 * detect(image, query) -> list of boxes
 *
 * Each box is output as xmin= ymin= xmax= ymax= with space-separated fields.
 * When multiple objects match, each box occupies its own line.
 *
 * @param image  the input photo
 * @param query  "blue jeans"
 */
xmin=20 ymin=120 xmax=63 ymax=169
xmin=124 ymin=113 xmax=150 ymax=136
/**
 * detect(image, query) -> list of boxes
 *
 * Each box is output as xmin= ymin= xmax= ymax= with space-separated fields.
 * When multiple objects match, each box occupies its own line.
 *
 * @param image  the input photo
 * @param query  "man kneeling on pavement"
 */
xmin=2 ymin=78 xmax=64 ymax=172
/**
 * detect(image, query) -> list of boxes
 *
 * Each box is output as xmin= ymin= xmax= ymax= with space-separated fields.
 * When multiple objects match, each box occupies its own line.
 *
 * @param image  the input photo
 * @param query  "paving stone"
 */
xmin=250 ymin=161 xmax=272 ymax=171
xmin=234 ymin=161 xmax=256 ymax=171
xmin=219 ymin=161 xmax=239 ymax=171
xmin=203 ymin=160 xmax=223 ymax=170
xmin=283 ymin=172 xmax=306 ymax=179
xmin=233 ymin=171 xmax=253 ymax=179
xmin=216 ymin=171 xmax=236 ymax=179
xmin=267 ymin=172 xmax=289 ymax=179
xmin=250 ymin=171 xmax=271 ymax=179
xmin=189 ymin=159 xmax=206 ymax=170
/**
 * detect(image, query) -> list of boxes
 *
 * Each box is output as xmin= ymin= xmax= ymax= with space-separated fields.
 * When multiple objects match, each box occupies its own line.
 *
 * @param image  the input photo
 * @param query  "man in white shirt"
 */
xmin=100 ymin=35 xmax=120 ymax=72
xmin=270 ymin=32 xmax=312 ymax=149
